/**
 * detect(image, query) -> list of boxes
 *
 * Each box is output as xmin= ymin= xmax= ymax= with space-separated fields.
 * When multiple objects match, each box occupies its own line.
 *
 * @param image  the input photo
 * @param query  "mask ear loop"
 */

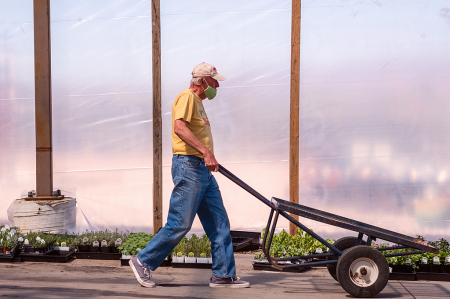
xmin=202 ymin=77 xmax=211 ymax=90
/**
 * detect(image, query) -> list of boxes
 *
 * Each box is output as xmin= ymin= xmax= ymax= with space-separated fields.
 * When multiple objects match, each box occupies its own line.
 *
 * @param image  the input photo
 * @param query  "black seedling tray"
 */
xmin=75 ymin=252 xmax=122 ymax=260
xmin=0 ymin=252 xmax=20 ymax=263
xmin=0 ymin=244 xmax=21 ymax=263
xmin=20 ymin=250 xmax=74 ymax=263
xmin=252 ymin=261 xmax=310 ymax=273
xmin=389 ymin=272 xmax=416 ymax=281
xmin=416 ymin=272 xmax=450 ymax=282
xmin=230 ymin=230 xmax=261 ymax=252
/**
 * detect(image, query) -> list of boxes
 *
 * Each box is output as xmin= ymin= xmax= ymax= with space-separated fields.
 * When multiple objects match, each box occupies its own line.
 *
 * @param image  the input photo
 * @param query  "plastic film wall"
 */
xmin=1 ymin=1 xmax=450 ymax=240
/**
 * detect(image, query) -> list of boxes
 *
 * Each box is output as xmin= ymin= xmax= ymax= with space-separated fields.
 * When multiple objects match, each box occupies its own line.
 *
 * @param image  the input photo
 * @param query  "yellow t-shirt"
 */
xmin=172 ymin=89 xmax=214 ymax=158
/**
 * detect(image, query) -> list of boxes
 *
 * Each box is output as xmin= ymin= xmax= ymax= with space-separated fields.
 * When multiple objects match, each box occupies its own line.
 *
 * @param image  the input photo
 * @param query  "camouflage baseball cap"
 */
xmin=192 ymin=62 xmax=226 ymax=81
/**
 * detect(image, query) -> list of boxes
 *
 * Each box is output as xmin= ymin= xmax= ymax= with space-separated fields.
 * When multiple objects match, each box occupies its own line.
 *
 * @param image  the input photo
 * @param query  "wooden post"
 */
xmin=152 ymin=0 xmax=163 ymax=234
xmin=289 ymin=0 xmax=301 ymax=235
xmin=34 ymin=0 xmax=53 ymax=198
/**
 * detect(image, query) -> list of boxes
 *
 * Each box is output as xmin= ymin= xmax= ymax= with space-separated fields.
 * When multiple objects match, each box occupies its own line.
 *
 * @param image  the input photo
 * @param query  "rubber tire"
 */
xmin=327 ymin=237 xmax=366 ymax=282
xmin=336 ymin=245 xmax=389 ymax=298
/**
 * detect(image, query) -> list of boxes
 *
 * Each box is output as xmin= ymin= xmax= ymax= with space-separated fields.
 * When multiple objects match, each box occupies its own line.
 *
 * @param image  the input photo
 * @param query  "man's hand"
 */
xmin=204 ymin=150 xmax=219 ymax=172
xmin=174 ymin=119 xmax=219 ymax=171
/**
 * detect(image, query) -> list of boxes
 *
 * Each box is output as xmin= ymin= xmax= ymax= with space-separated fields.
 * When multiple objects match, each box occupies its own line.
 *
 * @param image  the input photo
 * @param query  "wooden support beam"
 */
xmin=152 ymin=0 xmax=163 ymax=234
xmin=34 ymin=0 xmax=53 ymax=197
xmin=289 ymin=0 xmax=301 ymax=236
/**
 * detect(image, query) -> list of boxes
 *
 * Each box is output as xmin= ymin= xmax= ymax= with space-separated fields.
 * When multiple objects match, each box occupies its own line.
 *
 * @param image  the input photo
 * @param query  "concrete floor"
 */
xmin=1 ymin=255 xmax=450 ymax=298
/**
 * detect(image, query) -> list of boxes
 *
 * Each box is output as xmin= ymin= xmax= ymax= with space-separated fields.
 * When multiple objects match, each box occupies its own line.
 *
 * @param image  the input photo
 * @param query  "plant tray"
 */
xmin=172 ymin=262 xmax=212 ymax=269
xmin=0 ymin=244 xmax=20 ymax=263
xmin=0 ymin=253 xmax=20 ymax=263
xmin=120 ymin=257 xmax=171 ymax=267
xmin=20 ymin=250 xmax=74 ymax=263
xmin=232 ymin=237 xmax=253 ymax=252
xmin=252 ymin=261 xmax=310 ymax=273
xmin=389 ymin=273 xmax=416 ymax=281
xmin=230 ymin=230 xmax=261 ymax=252
xmin=416 ymin=272 xmax=450 ymax=282
xmin=75 ymin=252 xmax=121 ymax=260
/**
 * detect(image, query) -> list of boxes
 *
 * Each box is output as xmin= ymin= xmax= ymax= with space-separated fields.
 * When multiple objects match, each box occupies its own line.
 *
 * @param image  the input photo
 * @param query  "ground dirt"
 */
xmin=1 ymin=255 xmax=450 ymax=298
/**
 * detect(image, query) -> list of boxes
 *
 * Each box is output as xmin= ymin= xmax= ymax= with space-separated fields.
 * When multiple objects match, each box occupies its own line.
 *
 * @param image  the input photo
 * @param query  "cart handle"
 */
xmin=218 ymin=164 xmax=344 ymax=256
xmin=218 ymin=164 xmax=274 ymax=209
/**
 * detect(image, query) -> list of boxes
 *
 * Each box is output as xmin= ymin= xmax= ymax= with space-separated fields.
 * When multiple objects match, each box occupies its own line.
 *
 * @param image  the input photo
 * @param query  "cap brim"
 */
xmin=212 ymin=74 xmax=227 ymax=81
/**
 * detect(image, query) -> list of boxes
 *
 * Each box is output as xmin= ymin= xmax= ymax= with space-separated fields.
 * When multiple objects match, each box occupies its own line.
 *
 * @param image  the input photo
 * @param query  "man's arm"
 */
xmin=174 ymin=119 xmax=219 ymax=172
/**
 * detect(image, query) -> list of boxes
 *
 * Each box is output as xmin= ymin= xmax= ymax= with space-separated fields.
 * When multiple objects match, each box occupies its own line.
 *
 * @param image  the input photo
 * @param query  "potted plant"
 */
xmin=111 ymin=237 xmax=122 ymax=253
xmin=34 ymin=238 xmax=47 ymax=254
xmin=184 ymin=234 xmax=199 ymax=263
xmin=23 ymin=238 xmax=34 ymax=253
xmin=172 ymin=251 xmax=185 ymax=263
xmin=197 ymin=235 xmax=212 ymax=264
xmin=185 ymin=251 xmax=196 ymax=263
xmin=2 ymin=236 xmax=14 ymax=254
xmin=100 ymin=240 xmax=111 ymax=253
xmin=443 ymin=254 xmax=450 ymax=274
xmin=90 ymin=239 xmax=100 ymax=252
xmin=171 ymin=237 xmax=187 ymax=263
xmin=111 ymin=229 xmax=127 ymax=253
xmin=78 ymin=236 xmax=89 ymax=252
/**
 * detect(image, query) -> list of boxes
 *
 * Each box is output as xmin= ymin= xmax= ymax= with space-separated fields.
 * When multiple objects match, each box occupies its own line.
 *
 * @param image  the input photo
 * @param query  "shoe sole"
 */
xmin=129 ymin=259 xmax=156 ymax=288
xmin=209 ymin=283 xmax=250 ymax=288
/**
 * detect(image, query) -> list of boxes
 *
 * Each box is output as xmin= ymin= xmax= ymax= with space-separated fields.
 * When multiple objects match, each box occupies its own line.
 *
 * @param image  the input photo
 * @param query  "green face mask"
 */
xmin=203 ymin=79 xmax=217 ymax=100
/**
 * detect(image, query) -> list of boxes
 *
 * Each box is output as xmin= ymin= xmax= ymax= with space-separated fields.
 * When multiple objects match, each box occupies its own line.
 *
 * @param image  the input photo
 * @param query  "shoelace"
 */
xmin=143 ymin=267 xmax=151 ymax=280
xmin=231 ymin=277 xmax=240 ymax=282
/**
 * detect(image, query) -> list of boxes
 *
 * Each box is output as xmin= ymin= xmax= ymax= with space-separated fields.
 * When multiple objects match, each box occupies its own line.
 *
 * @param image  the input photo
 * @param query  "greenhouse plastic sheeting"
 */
xmin=1 ymin=0 xmax=450 ymax=240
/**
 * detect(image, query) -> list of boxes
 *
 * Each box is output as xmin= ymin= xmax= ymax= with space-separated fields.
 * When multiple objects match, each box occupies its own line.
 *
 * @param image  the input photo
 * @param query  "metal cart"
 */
xmin=219 ymin=165 xmax=438 ymax=298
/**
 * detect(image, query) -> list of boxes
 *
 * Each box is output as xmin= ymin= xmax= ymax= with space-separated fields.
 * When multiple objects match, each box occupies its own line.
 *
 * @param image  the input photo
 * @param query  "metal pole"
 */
xmin=289 ymin=0 xmax=301 ymax=235
xmin=152 ymin=0 xmax=163 ymax=233
xmin=34 ymin=0 xmax=53 ymax=198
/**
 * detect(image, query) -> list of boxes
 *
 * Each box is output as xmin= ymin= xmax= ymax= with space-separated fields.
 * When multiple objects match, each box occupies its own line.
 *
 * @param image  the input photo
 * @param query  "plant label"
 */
xmin=445 ymin=256 xmax=450 ymax=265
xmin=315 ymin=248 xmax=323 ymax=254
xmin=433 ymin=256 xmax=440 ymax=265
xmin=18 ymin=237 xmax=23 ymax=242
xmin=421 ymin=257 xmax=427 ymax=264
xmin=405 ymin=258 xmax=411 ymax=265
xmin=36 ymin=236 xmax=41 ymax=241
xmin=82 ymin=237 xmax=89 ymax=245
xmin=24 ymin=239 xmax=29 ymax=245
xmin=101 ymin=240 xmax=108 ymax=247
xmin=61 ymin=242 xmax=67 ymax=247
xmin=92 ymin=241 xmax=99 ymax=247
xmin=115 ymin=238 xmax=122 ymax=247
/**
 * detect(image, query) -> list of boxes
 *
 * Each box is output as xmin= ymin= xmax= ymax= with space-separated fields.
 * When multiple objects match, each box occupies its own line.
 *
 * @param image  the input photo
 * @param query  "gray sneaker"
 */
xmin=129 ymin=256 xmax=155 ymax=288
xmin=209 ymin=276 xmax=250 ymax=288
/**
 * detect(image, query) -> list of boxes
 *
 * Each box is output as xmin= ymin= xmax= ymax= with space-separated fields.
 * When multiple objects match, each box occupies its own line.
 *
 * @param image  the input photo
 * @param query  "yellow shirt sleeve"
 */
xmin=173 ymin=92 xmax=195 ymax=123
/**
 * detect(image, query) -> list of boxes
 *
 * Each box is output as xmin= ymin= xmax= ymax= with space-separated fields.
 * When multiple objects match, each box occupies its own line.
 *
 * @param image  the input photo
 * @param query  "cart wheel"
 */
xmin=336 ymin=245 xmax=389 ymax=298
xmin=327 ymin=237 xmax=366 ymax=282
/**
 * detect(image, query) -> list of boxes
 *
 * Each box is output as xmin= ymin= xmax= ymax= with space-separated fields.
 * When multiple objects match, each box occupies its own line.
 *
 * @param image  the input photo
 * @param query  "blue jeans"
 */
xmin=137 ymin=154 xmax=236 ymax=278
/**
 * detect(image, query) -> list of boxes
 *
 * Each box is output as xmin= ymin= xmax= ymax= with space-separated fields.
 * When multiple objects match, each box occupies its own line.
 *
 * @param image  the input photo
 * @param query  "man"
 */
xmin=129 ymin=63 xmax=250 ymax=288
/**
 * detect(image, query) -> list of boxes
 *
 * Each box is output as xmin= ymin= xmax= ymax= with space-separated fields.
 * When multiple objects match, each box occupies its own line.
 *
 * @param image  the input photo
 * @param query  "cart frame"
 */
xmin=218 ymin=164 xmax=438 ymax=272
